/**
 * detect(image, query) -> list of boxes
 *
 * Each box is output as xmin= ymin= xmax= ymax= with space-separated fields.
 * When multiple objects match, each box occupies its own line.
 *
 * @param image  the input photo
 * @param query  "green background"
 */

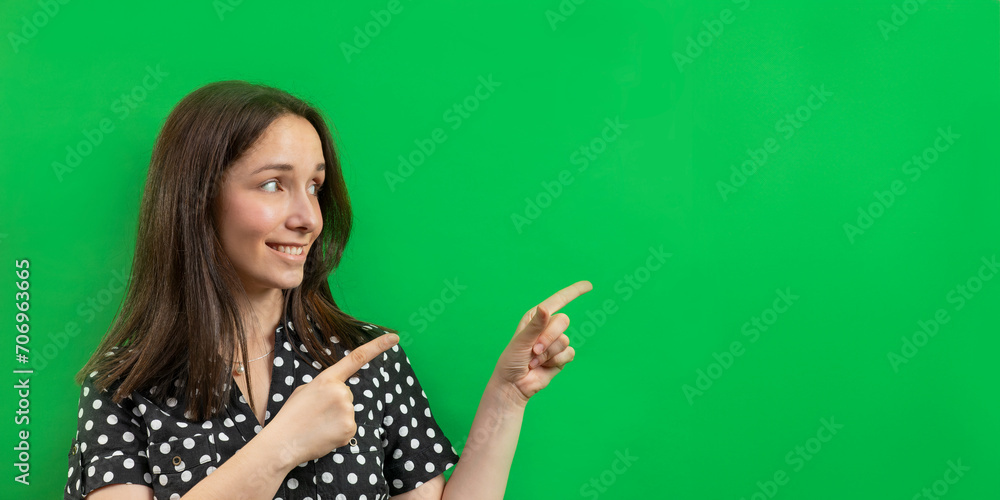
xmin=2 ymin=0 xmax=998 ymax=498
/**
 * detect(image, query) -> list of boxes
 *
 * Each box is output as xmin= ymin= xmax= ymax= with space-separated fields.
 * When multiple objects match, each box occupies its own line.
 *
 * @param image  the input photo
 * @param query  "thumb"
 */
xmin=514 ymin=305 xmax=550 ymax=348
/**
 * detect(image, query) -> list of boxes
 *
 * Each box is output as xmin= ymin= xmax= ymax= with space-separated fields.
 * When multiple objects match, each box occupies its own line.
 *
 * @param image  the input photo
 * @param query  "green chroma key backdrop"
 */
xmin=1 ymin=0 xmax=998 ymax=498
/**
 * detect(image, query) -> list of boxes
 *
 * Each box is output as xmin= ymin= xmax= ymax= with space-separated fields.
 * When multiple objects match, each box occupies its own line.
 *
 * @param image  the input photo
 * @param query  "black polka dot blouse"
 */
xmin=65 ymin=322 xmax=460 ymax=499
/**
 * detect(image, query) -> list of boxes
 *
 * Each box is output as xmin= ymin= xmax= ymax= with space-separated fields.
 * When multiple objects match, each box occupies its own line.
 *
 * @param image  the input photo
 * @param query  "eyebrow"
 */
xmin=249 ymin=162 xmax=326 ymax=176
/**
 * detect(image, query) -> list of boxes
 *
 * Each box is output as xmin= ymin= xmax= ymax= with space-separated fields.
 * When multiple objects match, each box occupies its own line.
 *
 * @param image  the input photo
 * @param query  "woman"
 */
xmin=65 ymin=80 xmax=591 ymax=500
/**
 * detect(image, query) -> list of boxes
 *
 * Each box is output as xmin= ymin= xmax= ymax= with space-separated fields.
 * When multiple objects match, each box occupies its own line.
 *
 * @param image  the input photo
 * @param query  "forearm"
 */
xmin=181 ymin=425 xmax=296 ymax=499
xmin=442 ymin=374 xmax=527 ymax=500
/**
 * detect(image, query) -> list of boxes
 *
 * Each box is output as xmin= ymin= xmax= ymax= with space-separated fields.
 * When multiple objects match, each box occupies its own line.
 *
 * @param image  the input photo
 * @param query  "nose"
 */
xmin=286 ymin=185 xmax=321 ymax=234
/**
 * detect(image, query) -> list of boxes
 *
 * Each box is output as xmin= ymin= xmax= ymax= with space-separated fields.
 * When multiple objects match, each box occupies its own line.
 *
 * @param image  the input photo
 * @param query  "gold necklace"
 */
xmin=233 ymin=346 xmax=275 ymax=376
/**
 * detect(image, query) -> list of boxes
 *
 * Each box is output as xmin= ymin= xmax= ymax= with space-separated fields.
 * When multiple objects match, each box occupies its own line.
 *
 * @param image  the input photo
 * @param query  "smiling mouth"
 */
xmin=266 ymin=243 xmax=305 ymax=256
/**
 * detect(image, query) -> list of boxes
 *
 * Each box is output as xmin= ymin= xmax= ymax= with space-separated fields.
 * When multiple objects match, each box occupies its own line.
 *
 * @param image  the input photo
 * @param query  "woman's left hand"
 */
xmin=491 ymin=280 xmax=593 ymax=406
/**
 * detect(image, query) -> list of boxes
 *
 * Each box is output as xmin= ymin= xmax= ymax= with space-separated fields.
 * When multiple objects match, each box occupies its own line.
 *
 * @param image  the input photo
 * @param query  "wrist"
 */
xmin=488 ymin=373 xmax=529 ymax=410
xmin=253 ymin=423 xmax=299 ymax=475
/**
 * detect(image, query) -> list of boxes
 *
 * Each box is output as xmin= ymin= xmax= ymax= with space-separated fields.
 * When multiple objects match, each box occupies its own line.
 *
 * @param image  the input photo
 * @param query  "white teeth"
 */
xmin=271 ymin=244 xmax=303 ymax=256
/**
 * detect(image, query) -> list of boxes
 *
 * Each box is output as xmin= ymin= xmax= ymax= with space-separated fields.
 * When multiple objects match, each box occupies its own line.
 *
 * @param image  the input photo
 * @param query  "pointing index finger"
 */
xmin=320 ymin=332 xmax=400 ymax=383
xmin=534 ymin=280 xmax=593 ymax=318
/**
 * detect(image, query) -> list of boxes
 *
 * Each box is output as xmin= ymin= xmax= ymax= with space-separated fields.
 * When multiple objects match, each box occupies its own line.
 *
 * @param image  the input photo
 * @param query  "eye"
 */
xmin=261 ymin=180 xmax=278 ymax=192
xmin=309 ymin=183 xmax=323 ymax=196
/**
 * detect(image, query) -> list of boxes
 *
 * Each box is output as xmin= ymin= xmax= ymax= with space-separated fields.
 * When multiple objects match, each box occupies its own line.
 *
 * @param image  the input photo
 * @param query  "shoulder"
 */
xmin=77 ymin=349 xmax=156 ymax=417
xmin=82 ymin=345 xmax=136 ymax=389
xmin=76 ymin=369 xmax=134 ymax=414
xmin=363 ymin=323 xmax=407 ymax=357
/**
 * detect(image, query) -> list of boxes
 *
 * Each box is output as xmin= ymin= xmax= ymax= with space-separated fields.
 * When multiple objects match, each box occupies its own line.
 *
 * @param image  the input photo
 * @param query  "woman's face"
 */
xmin=214 ymin=113 xmax=326 ymax=295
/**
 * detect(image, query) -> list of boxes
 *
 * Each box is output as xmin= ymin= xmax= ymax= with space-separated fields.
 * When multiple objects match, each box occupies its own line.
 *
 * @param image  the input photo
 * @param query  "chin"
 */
xmin=274 ymin=278 xmax=305 ymax=290
xmin=253 ymin=274 xmax=305 ymax=292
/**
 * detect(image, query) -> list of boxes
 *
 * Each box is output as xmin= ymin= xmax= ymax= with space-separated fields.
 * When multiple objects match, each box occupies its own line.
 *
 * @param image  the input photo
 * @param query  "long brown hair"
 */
xmin=76 ymin=80 xmax=394 ymax=420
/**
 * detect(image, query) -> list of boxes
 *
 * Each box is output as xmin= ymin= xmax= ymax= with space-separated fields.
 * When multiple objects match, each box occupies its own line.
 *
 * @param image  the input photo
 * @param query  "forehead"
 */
xmin=229 ymin=114 xmax=325 ymax=175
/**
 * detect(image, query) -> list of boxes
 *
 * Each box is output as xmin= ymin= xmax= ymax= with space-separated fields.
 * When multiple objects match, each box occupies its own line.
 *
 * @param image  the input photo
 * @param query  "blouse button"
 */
xmin=349 ymin=437 xmax=357 ymax=447
xmin=71 ymin=444 xmax=78 ymax=455
xmin=172 ymin=456 xmax=182 ymax=466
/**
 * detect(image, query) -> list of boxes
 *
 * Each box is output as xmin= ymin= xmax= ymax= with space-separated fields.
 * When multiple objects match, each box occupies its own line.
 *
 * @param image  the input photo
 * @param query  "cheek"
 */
xmin=219 ymin=195 xmax=280 ymax=248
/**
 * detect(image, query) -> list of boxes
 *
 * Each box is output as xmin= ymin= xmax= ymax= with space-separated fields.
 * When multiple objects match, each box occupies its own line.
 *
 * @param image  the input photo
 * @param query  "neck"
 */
xmin=238 ymin=285 xmax=284 ymax=356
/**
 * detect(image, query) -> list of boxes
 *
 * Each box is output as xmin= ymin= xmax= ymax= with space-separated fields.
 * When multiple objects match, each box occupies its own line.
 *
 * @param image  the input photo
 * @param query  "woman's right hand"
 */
xmin=265 ymin=332 xmax=400 ymax=466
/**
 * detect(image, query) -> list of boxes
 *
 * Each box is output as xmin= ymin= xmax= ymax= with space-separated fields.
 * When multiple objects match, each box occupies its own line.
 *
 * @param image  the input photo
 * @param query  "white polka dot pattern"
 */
xmin=64 ymin=321 xmax=459 ymax=499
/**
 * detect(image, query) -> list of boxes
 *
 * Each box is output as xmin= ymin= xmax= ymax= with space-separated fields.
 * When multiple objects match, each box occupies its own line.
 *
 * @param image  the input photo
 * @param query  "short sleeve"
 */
xmin=379 ymin=339 xmax=461 ymax=495
xmin=65 ymin=372 xmax=152 ymax=499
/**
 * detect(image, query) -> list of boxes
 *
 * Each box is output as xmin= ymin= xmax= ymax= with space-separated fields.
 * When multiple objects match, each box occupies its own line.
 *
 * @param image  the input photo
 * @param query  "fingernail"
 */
xmin=529 ymin=357 xmax=540 ymax=368
xmin=534 ymin=343 xmax=544 ymax=354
